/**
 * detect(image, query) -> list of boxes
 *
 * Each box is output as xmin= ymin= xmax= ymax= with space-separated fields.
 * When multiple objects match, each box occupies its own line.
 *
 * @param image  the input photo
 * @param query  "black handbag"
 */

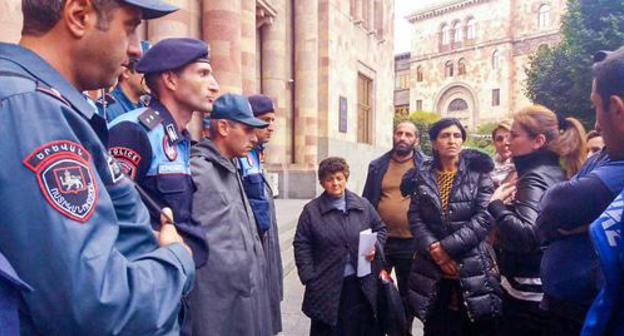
xmin=377 ymin=254 xmax=408 ymax=336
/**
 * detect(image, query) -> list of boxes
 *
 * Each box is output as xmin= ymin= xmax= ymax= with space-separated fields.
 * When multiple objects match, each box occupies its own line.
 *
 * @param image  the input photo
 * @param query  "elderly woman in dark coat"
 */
xmin=401 ymin=118 xmax=502 ymax=336
xmin=293 ymin=157 xmax=387 ymax=336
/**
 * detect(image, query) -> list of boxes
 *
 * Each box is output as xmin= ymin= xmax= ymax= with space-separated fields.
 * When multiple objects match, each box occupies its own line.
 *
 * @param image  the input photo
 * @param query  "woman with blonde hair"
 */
xmin=487 ymin=105 xmax=586 ymax=335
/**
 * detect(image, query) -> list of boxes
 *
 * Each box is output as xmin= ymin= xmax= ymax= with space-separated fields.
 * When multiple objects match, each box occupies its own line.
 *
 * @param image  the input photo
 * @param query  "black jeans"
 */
xmin=310 ymin=276 xmax=381 ymax=336
xmin=424 ymin=279 xmax=497 ymax=336
xmin=498 ymin=292 xmax=548 ymax=336
xmin=385 ymin=237 xmax=416 ymax=335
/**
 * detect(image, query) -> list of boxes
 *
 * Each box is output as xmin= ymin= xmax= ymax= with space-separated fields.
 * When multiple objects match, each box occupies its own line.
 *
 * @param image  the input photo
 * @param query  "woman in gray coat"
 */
xmin=294 ymin=157 xmax=387 ymax=336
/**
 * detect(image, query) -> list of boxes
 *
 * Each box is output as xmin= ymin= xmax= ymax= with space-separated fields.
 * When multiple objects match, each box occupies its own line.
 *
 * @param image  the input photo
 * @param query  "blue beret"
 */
xmin=247 ymin=94 xmax=275 ymax=116
xmin=212 ymin=94 xmax=269 ymax=129
xmin=121 ymin=0 xmax=178 ymax=19
xmin=136 ymin=38 xmax=210 ymax=74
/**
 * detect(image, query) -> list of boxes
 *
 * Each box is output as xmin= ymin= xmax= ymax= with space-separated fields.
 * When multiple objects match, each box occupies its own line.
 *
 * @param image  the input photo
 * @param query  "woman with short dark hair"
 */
xmin=293 ymin=157 xmax=386 ymax=336
xmin=402 ymin=118 xmax=501 ymax=336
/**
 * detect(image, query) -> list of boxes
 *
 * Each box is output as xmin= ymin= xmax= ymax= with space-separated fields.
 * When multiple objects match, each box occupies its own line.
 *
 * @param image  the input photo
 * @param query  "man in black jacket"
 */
xmin=362 ymin=121 xmax=425 ymax=334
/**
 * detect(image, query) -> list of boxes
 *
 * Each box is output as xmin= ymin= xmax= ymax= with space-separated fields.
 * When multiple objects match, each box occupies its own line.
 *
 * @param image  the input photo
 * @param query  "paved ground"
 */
xmin=274 ymin=199 xmax=424 ymax=336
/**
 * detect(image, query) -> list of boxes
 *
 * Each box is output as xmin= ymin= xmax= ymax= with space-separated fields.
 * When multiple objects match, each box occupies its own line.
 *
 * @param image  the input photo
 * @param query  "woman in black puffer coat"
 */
xmin=486 ymin=105 xmax=585 ymax=336
xmin=401 ymin=118 xmax=502 ymax=336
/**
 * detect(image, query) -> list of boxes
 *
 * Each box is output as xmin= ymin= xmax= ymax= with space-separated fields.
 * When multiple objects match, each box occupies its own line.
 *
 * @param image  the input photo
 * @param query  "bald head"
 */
xmin=393 ymin=121 xmax=419 ymax=157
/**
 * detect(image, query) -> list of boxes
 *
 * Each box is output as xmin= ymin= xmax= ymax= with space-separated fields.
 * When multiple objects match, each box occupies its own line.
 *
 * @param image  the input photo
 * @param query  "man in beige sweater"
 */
xmin=362 ymin=121 xmax=426 ymax=335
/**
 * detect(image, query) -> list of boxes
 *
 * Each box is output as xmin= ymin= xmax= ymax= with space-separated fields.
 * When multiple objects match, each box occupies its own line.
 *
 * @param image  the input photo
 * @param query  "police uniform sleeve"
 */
xmin=108 ymin=121 xmax=153 ymax=183
xmin=0 ymin=91 xmax=194 ymax=334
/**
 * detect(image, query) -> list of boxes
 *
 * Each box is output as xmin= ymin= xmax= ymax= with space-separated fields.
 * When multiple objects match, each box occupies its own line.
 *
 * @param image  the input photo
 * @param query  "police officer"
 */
xmin=237 ymin=94 xmax=283 ymax=334
xmin=0 ymin=1 xmax=195 ymax=334
xmin=97 ymin=40 xmax=151 ymax=122
xmin=108 ymin=38 xmax=220 ymax=267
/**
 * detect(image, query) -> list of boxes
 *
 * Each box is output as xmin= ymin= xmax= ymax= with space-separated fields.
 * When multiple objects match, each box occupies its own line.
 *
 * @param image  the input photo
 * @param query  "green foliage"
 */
xmin=395 ymin=111 xmax=441 ymax=155
xmin=465 ymin=122 xmax=496 ymax=155
xmin=525 ymin=0 xmax=624 ymax=128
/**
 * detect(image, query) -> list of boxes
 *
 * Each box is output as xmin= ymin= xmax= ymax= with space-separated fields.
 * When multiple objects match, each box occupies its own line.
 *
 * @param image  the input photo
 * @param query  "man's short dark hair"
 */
xmin=143 ymin=65 xmax=188 ymax=98
xmin=593 ymin=47 xmax=624 ymax=111
xmin=22 ymin=0 xmax=120 ymax=36
xmin=208 ymin=118 xmax=239 ymax=138
xmin=318 ymin=157 xmax=350 ymax=182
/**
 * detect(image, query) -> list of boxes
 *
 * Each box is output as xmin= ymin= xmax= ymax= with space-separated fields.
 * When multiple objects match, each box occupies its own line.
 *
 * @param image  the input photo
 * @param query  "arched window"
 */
xmin=448 ymin=98 xmax=468 ymax=112
xmin=444 ymin=61 xmax=454 ymax=77
xmin=492 ymin=50 xmax=500 ymax=69
xmin=416 ymin=66 xmax=424 ymax=82
xmin=466 ymin=18 xmax=476 ymax=40
xmin=538 ymin=4 xmax=550 ymax=28
xmin=453 ymin=22 xmax=462 ymax=42
xmin=441 ymin=24 xmax=451 ymax=45
xmin=458 ymin=59 xmax=466 ymax=75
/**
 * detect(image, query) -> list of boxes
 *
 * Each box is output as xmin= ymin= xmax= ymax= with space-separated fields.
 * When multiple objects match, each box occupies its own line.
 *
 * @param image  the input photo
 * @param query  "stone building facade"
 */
xmin=394 ymin=52 xmax=410 ymax=115
xmin=407 ymin=0 xmax=565 ymax=129
xmin=0 ymin=0 xmax=395 ymax=198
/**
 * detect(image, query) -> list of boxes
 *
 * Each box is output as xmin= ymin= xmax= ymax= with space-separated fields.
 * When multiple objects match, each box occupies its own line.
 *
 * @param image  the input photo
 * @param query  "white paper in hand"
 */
xmin=357 ymin=229 xmax=377 ymax=277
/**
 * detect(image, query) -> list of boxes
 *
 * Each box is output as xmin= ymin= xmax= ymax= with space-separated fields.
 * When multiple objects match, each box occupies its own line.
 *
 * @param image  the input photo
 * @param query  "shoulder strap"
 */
xmin=0 ymin=70 xmax=35 ymax=81
xmin=137 ymin=108 xmax=164 ymax=131
xmin=0 ymin=70 xmax=71 ymax=106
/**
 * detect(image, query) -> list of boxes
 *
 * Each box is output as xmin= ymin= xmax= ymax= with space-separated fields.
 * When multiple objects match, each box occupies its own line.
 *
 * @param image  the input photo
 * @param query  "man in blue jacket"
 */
xmin=108 ymin=38 xmax=220 ymax=269
xmin=97 ymin=40 xmax=151 ymax=122
xmin=580 ymin=47 xmax=624 ymax=335
xmin=537 ymin=48 xmax=624 ymax=335
xmin=0 ymin=1 xmax=196 ymax=334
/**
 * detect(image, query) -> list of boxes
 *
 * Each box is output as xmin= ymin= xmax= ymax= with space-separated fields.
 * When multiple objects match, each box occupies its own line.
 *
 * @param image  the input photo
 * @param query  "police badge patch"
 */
xmin=23 ymin=140 xmax=98 ymax=223
xmin=163 ymin=135 xmax=178 ymax=161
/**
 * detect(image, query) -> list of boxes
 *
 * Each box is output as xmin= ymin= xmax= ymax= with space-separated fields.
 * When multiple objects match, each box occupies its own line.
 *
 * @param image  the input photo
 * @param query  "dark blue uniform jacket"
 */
xmin=108 ymin=100 xmax=208 ymax=267
xmin=0 ymin=252 xmax=31 ymax=336
xmin=0 ymin=43 xmax=194 ymax=335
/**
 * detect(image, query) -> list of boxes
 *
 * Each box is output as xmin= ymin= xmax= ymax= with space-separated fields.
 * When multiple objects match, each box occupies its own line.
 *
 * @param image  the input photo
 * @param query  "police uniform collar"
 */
xmin=111 ymin=85 xmax=141 ymax=111
xmin=148 ymin=99 xmax=185 ymax=143
xmin=0 ymin=43 xmax=96 ymax=119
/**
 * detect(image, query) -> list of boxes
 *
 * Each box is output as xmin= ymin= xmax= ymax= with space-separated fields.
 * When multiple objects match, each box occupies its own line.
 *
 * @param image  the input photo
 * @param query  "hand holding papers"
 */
xmin=357 ymin=229 xmax=377 ymax=277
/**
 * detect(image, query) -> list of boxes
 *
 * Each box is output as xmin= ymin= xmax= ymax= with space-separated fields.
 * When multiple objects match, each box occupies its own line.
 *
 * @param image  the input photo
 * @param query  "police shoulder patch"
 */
xmin=109 ymin=146 xmax=142 ymax=180
xmin=23 ymin=140 xmax=98 ymax=223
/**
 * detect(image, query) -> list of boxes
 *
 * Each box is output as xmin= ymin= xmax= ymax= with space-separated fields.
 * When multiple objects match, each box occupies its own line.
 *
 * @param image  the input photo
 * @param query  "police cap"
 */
xmin=136 ymin=38 xmax=210 ymax=74
xmin=121 ymin=0 xmax=178 ymax=19
xmin=212 ymin=94 xmax=269 ymax=129
xmin=247 ymin=94 xmax=275 ymax=116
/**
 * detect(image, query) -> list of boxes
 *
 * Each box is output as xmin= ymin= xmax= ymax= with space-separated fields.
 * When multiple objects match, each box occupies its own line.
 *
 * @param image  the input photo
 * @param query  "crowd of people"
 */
xmin=1 ymin=1 xmax=624 ymax=336
xmin=291 ymin=51 xmax=624 ymax=336
xmin=293 ymin=94 xmax=624 ymax=336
